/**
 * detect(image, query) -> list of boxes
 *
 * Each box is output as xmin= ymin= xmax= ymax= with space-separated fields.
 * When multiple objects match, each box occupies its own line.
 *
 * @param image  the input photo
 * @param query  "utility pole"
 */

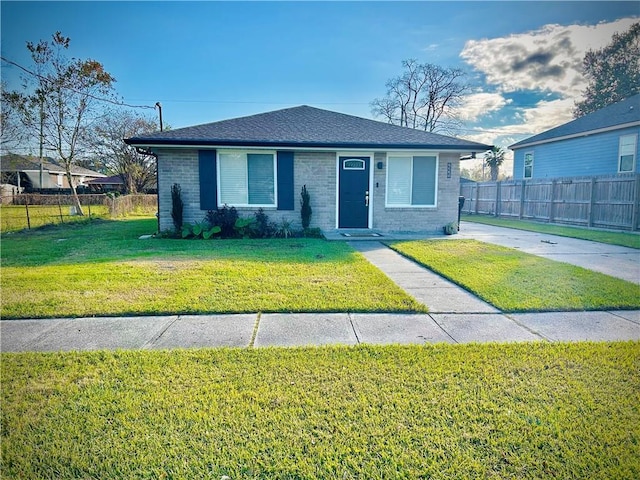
xmin=155 ymin=102 xmax=163 ymax=132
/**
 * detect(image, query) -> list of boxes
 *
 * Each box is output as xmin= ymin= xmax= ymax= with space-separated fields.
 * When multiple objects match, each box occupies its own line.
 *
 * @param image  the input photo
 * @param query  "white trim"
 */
xmin=343 ymin=159 xmax=366 ymax=170
xmin=216 ymin=149 xmax=277 ymax=208
xmin=335 ymin=152 xmax=374 ymax=229
xmin=384 ymin=153 xmax=439 ymax=208
xmin=511 ymin=121 xmax=640 ymax=150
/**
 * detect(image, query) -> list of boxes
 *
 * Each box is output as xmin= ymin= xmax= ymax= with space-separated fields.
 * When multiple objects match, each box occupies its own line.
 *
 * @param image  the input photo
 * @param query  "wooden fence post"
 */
xmin=549 ymin=180 xmax=556 ymax=223
xmin=588 ymin=177 xmax=597 ymax=228
xmin=632 ymin=174 xmax=640 ymax=231
xmin=474 ymin=183 xmax=479 ymax=214
xmin=495 ymin=181 xmax=501 ymax=217
xmin=519 ymin=180 xmax=526 ymax=219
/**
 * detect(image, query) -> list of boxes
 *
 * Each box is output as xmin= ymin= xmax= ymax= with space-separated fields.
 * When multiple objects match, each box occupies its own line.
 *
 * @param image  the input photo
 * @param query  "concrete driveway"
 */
xmin=457 ymin=221 xmax=640 ymax=284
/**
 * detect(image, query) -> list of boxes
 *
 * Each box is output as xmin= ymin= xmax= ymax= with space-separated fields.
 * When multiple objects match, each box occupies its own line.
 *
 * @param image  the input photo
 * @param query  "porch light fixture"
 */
xmin=377 ymin=161 xmax=384 ymax=169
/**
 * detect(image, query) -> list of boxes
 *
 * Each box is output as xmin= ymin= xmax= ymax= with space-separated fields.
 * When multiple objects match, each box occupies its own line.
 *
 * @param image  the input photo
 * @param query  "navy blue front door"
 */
xmin=338 ymin=156 xmax=370 ymax=228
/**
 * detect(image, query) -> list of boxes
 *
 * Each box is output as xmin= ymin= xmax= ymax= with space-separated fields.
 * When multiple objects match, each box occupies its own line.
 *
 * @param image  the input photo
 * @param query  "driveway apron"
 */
xmin=457 ymin=222 xmax=640 ymax=284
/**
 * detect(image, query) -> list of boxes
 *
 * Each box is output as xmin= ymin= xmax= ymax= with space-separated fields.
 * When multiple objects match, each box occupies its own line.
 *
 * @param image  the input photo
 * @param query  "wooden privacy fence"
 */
xmin=460 ymin=173 xmax=640 ymax=231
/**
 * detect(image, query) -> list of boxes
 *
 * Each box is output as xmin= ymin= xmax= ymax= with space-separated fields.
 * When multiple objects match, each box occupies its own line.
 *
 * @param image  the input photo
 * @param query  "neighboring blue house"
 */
xmin=510 ymin=94 xmax=640 ymax=179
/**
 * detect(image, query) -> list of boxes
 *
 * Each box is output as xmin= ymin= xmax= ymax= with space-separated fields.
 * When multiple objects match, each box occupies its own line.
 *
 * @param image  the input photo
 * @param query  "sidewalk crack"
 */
xmin=348 ymin=313 xmax=361 ymax=344
xmin=607 ymin=310 xmax=640 ymax=326
xmin=142 ymin=316 xmax=180 ymax=349
xmin=505 ymin=314 xmax=551 ymax=342
xmin=427 ymin=313 xmax=458 ymax=344
xmin=249 ymin=312 xmax=261 ymax=348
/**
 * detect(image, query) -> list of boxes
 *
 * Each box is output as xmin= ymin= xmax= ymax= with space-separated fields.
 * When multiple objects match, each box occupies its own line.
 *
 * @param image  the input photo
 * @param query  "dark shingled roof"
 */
xmin=125 ymin=105 xmax=491 ymax=151
xmin=510 ymin=94 xmax=640 ymax=149
xmin=0 ymin=154 xmax=105 ymax=177
xmin=86 ymin=174 xmax=124 ymax=185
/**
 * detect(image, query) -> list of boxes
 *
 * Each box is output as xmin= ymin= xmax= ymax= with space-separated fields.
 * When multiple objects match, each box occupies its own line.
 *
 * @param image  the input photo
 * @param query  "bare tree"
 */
xmin=371 ymin=59 xmax=469 ymax=134
xmin=91 ymin=110 xmax=158 ymax=194
xmin=0 ymin=83 xmax=28 ymax=152
xmin=2 ymin=32 xmax=116 ymax=214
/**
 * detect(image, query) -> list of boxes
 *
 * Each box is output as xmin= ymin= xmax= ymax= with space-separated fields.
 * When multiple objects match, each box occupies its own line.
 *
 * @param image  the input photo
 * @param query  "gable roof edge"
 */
xmin=510 ymin=120 xmax=640 ymax=150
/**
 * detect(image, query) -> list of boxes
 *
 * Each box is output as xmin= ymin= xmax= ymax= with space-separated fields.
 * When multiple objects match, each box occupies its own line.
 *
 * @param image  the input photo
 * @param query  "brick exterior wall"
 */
xmin=156 ymin=148 xmax=200 ymax=232
xmin=155 ymin=148 xmax=460 ymax=234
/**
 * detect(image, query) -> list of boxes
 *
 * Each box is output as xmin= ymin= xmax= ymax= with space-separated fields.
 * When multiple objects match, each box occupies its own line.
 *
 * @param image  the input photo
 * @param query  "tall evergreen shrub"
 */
xmin=301 ymin=185 xmax=312 ymax=229
xmin=171 ymin=183 xmax=183 ymax=233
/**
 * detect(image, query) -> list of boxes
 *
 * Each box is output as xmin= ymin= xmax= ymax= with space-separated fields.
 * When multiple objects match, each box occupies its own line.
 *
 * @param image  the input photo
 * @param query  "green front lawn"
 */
xmin=391 ymin=239 xmax=640 ymax=312
xmin=462 ymin=214 xmax=640 ymax=249
xmin=2 ymin=343 xmax=639 ymax=478
xmin=0 ymin=218 xmax=424 ymax=318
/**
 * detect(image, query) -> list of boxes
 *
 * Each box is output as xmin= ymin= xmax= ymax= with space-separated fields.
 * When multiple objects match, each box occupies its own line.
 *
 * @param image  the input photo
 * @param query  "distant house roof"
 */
xmin=510 ymin=94 xmax=640 ymax=150
xmin=0 ymin=154 xmax=105 ymax=177
xmin=125 ymin=105 xmax=491 ymax=151
xmin=86 ymin=174 xmax=124 ymax=185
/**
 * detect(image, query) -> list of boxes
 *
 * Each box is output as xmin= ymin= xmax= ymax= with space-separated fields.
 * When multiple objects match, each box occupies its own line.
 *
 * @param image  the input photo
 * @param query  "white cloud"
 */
xmin=460 ymin=98 xmax=575 ymax=148
xmin=457 ymin=93 xmax=511 ymax=121
xmin=460 ymin=18 xmax=638 ymax=98
xmin=455 ymin=18 xmax=637 ymax=156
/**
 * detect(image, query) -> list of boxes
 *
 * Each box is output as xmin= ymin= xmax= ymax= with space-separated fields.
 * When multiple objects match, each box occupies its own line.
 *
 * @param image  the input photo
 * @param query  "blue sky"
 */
xmin=2 ymin=1 xmax=639 ymax=167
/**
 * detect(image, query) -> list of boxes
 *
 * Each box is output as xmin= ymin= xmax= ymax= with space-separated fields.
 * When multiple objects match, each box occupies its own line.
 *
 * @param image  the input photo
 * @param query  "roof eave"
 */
xmin=509 ymin=120 xmax=640 ymax=150
xmin=125 ymin=138 xmax=491 ymax=151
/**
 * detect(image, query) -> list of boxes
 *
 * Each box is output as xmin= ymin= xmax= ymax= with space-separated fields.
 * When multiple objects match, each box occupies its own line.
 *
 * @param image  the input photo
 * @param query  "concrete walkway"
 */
xmin=2 ymin=223 xmax=639 ymax=352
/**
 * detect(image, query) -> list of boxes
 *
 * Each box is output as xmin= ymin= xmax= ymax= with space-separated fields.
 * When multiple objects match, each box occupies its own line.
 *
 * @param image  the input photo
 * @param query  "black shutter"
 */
xmin=198 ymin=150 xmax=217 ymax=210
xmin=277 ymin=151 xmax=294 ymax=210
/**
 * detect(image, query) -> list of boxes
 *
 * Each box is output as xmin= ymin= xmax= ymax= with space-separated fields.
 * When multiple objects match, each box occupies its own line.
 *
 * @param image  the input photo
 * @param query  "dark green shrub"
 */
xmin=300 ymin=185 xmax=312 ymax=229
xmin=171 ymin=184 xmax=183 ymax=233
xmin=303 ymin=227 xmax=324 ymax=238
xmin=234 ymin=217 xmax=256 ymax=239
xmin=253 ymin=208 xmax=273 ymax=238
xmin=181 ymin=221 xmax=221 ymax=239
xmin=206 ymin=205 xmax=238 ymax=238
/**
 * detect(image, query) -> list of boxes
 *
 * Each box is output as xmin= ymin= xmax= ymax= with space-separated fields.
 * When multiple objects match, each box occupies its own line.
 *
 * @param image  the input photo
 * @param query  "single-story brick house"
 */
xmin=125 ymin=106 xmax=490 ymax=234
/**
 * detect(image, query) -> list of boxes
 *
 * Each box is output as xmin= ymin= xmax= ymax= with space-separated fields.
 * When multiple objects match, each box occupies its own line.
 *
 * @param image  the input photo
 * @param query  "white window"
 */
xmin=57 ymin=174 xmax=64 ymax=187
xmin=524 ymin=152 xmax=534 ymax=179
xmin=218 ymin=151 xmax=276 ymax=207
xmin=619 ymin=134 xmax=637 ymax=173
xmin=386 ymin=155 xmax=437 ymax=207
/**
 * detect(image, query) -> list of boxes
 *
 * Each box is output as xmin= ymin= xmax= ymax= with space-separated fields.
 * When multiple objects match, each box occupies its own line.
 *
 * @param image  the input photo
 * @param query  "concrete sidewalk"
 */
xmin=2 ymin=310 xmax=639 ymax=352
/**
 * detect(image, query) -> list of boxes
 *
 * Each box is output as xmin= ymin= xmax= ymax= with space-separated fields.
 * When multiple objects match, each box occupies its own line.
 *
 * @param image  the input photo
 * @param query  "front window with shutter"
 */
xmin=218 ymin=151 xmax=276 ymax=207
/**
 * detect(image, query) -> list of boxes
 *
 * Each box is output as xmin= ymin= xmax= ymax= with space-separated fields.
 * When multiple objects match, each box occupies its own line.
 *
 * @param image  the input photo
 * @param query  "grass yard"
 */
xmin=0 ymin=204 xmax=110 ymax=233
xmin=2 ymin=342 xmax=639 ymax=479
xmin=390 ymin=239 xmax=640 ymax=312
xmin=462 ymin=213 xmax=640 ymax=249
xmin=0 ymin=218 xmax=424 ymax=318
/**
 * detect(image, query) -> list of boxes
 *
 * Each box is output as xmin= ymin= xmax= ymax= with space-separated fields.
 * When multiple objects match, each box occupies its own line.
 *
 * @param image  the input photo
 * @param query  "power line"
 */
xmin=1 ymin=56 xmax=155 ymax=110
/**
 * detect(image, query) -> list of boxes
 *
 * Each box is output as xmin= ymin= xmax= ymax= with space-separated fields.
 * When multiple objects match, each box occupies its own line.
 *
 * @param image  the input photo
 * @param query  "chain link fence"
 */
xmin=1 ymin=194 xmax=157 ymax=233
